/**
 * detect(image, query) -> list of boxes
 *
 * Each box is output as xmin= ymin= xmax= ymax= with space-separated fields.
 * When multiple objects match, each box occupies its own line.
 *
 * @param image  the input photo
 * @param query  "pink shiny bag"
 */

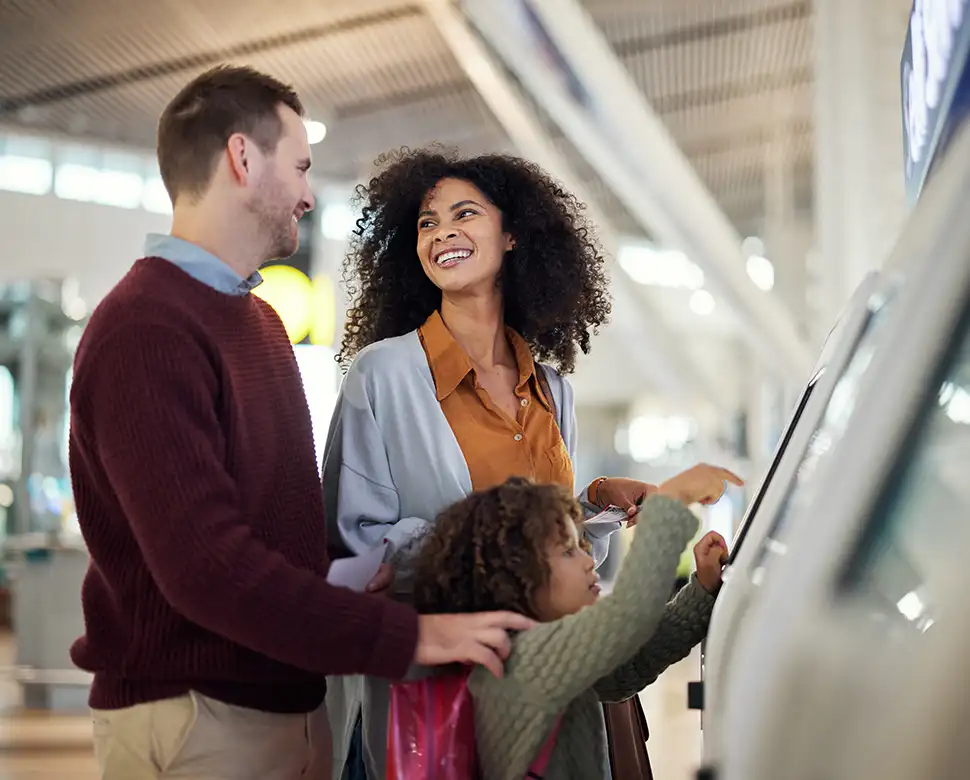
xmin=386 ymin=670 xmax=479 ymax=780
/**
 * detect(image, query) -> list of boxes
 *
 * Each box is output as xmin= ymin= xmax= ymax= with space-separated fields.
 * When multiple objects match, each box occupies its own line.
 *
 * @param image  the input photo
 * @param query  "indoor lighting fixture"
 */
xmin=742 ymin=236 xmax=775 ymax=292
xmin=746 ymin=254 xmax=775 ymax=291
xmin=689 ymin=289 xmax=715 ymax=316
xmin=741 ymin=236 xmax=765 ymax=257
xmin=304 ymin=119 xmax=328 ymax=145
xmin=320 ymin=202 xmax=357 ymax=241
xmin=626 ymin=414 xmax=696 ymax=463
xmin=617 ymin=244 xmax=704 ymax=289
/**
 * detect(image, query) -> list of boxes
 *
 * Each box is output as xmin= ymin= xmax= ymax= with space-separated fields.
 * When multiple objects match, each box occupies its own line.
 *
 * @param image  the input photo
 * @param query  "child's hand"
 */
xmin=693 ymin=531 xmax=729 ymax=593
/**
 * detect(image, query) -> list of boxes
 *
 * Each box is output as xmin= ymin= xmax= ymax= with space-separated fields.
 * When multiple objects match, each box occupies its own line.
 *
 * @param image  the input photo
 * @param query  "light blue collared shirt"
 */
xmin=144 ymin=234 xmax=262 ymax=296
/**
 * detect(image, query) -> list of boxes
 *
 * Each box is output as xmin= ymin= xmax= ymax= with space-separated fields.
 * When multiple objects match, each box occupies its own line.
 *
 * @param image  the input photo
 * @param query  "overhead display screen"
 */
xmin=902 ymin=0 xmax=970 ymax=203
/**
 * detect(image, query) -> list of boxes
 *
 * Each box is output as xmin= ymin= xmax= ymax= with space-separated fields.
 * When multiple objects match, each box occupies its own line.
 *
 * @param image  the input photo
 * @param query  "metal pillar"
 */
xmin=813 ymin=0 xmax=911 ymax=342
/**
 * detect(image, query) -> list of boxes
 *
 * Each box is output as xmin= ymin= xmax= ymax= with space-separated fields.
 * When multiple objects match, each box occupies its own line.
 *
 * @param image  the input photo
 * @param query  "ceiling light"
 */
xmin=746 ymin=254 xmax=775 ymax=291
xmin=689 ymin=289 xmax=715 ymax=316
xmin=741 ymin=236 xmax=765 ymax=257
xmin=618 ymin=244 xmax=704 ymax=289
xmin=320 ymin=203 xmax=357 ymax=241
xmin=303 ymin=119 xmax=327 ymax=145
xmin=628 ymin=416 xmax=669 ymax=462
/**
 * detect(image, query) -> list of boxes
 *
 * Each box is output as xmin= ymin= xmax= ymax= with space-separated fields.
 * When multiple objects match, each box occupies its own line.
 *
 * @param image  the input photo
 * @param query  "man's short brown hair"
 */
xmin=157 ymin=65 xmax=304 ymax=203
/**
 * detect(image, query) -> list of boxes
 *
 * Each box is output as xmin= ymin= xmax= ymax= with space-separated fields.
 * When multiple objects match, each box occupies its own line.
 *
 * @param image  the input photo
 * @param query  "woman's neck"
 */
xmin=439 ymin=292 xmax=514 ymax=369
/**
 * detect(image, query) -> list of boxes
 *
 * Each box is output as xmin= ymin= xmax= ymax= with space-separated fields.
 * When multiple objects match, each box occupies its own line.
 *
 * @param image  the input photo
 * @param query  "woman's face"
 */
xmin=416 ymin=177 xmax=514 ymax=296
xmin=533 ymin=517 xmax=601 ymax=622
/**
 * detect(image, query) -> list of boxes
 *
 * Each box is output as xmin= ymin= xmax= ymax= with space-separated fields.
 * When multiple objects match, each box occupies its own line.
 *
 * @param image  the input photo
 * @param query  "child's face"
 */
xmin=533 ymin=516 xmax=600 ymax=622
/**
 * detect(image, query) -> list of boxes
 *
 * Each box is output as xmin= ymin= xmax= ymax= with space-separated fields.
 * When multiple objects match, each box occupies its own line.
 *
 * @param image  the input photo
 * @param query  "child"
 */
xmin=412 ymin=464 xmax=741 ymax=780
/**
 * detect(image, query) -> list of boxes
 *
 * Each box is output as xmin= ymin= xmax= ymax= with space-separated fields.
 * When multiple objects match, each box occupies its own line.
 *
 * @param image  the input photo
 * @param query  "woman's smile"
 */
xmin=433 ymin=246 xmax=474 ymax=268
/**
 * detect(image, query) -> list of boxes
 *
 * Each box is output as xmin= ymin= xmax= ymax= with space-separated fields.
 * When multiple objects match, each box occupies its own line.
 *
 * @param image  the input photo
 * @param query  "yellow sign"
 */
xmin=252 ymin=265 xmax=337 ymax=347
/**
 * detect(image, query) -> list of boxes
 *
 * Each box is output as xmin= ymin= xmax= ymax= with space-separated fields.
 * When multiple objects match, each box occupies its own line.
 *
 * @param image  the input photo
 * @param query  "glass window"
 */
xmin=55 ymin=163 xmax=143 ymax=209
xmin=54 ymin=163 xmax=101 ymax=202
xmin=96 ymin=169 xmax=143 ymax=209
xmin=841 ymin=303 xmax=970 ymax=632
xmin=0 ymin=155 xmax=53 ymax=195
xmin=3 ymin=134 xmax=53 ymax=160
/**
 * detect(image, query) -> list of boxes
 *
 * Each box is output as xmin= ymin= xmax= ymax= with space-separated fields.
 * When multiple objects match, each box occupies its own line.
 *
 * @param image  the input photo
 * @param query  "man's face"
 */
xmin=247 ymin=105 xmax=316 ymax=262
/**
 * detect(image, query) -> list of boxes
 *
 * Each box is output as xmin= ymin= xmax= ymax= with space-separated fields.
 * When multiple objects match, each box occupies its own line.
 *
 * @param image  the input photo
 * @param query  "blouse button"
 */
xmin=520 ymin=398 xmax=529 ymax=407
xmin=514 ymin=433 xmax=524 ymax=442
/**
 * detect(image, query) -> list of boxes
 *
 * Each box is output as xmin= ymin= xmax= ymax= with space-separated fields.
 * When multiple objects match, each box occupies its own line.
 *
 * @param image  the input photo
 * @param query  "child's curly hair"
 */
xmin=412 ymin=477 xmax=585 ymax=620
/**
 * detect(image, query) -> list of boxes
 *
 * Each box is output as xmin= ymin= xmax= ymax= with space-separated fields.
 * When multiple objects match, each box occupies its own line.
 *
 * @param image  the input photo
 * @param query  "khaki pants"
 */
xmin=91 ymin=692 xmax=332 ymax=780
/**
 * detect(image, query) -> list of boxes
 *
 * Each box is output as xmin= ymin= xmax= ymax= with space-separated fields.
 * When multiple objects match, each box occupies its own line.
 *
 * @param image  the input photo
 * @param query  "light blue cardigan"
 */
xmin=320 ymin=329 xmax=622 ymax=778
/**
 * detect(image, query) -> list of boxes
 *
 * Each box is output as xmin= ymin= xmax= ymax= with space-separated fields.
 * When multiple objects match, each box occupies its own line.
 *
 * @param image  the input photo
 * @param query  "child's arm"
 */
xmin=593 ymin=575 xmax=715 ymax=702
xmin=470 ymin=495 xmax=698 ymax=713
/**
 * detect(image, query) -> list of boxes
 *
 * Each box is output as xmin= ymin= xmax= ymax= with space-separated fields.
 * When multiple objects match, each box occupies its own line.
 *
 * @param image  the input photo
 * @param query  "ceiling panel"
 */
xmin=0 ymin=0 xmax=829 ymax=403
xmin=0 ymin=0 xmax=820 ymax=241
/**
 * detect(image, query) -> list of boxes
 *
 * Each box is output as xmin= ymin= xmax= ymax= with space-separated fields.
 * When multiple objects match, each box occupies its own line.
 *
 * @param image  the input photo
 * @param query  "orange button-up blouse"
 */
xmin=417 ymin=310 xmax=574 ymax=492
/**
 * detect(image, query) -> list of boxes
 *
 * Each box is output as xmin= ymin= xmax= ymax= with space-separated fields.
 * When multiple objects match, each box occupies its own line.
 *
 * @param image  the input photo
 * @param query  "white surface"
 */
xmin=700 ymin=271 xmax=883 ymax=769
xmin=717 ymin=124 xmax=970 ymax=780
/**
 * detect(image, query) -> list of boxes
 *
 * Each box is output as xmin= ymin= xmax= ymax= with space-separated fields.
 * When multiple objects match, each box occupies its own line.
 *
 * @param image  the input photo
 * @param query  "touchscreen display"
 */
xmin=751 ymin=298 xmax=893 ymax=565
xmin=840 ymin=304 xmax=970 ymax=631
xmin=727 ymin=372 xmax=820 ymax=563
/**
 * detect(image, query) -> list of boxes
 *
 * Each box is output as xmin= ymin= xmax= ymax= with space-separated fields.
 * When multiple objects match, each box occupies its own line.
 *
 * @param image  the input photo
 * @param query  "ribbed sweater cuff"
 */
xmin=363 ymin=599 xmax=420 ymax=680
xmin=685 ymin=572 xmax=719 ymax=605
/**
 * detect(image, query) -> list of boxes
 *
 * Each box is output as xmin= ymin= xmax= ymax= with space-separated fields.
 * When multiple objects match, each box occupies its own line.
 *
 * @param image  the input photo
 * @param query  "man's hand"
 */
xmin=365 ymin=563 xmax=394 ymax=596
xmin=414 ymin=612 xmax=537 ymax=678
xmin=693 ymin=531 xmax=729 ymax=593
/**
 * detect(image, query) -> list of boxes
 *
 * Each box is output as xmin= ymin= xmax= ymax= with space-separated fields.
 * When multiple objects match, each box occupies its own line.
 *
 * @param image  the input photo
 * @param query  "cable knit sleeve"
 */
xmin=593 ymin=574 xmax=715 ymax=703
xmin=469 ymin=495 xmax=698 ymax=714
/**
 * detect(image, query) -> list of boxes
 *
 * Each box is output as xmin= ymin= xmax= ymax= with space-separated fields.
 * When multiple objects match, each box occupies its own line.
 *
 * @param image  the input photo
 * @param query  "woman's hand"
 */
xmin=657 ymin=464 xmax=744 ymax=506
xmin=595 ymin=477 xmax=657 ymax=521
xmin=365 ymin=563 xmax=395 ymax=596
xmin=693 ymin=531 xmax=729 ymax=593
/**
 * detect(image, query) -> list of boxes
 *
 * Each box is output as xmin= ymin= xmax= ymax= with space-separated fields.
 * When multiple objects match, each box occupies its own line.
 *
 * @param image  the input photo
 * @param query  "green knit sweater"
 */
xmin=468 ymin=494 xmax=713 ymax=780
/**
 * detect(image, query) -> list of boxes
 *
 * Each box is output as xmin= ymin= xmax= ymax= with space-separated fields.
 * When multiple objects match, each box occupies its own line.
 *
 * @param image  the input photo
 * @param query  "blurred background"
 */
xmin=0 ymin=0 xmax=918 ymax=777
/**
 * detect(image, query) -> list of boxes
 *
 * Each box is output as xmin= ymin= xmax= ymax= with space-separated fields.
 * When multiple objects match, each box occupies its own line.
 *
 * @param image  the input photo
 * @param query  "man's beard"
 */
xmin=251 ymin=178 xmax=299 ymax=262
xmin=267 ymin=215 xmax=298 ymax=261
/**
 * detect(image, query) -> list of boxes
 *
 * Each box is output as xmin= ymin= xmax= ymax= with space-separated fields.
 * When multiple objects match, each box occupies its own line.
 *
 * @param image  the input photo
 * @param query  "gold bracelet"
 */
xmin=591 ymin=477 xmax=608 ymax=507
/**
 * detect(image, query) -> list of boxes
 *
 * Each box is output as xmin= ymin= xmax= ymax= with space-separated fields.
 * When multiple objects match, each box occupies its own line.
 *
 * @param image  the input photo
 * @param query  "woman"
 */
xmin=323 ymin=148 xmax=668 ymax=779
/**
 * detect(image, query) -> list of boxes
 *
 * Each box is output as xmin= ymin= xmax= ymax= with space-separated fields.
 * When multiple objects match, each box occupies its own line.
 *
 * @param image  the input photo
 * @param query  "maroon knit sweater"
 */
xmin=69 ymin=258 xmax=418 ymax=713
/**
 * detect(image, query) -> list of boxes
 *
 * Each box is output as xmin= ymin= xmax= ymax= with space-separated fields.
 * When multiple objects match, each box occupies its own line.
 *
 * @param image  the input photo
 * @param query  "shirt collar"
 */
xmin=418 ymin=310 xmax=547 ymax=407
xmin=144 ymin=233 xmax=262 ymax=296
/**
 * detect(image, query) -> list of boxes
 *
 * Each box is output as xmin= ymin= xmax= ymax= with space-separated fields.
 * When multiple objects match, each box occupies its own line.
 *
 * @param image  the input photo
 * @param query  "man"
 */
xmin=69 ymin=65 xmax=532 ymax=780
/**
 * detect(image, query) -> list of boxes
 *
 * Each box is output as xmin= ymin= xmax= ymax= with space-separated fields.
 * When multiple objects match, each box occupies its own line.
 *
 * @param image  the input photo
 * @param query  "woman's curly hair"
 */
xmin=337 ymin=147 xmax=611 ymax=373
xmin=412 ymin=477 xmax=585 ymax=619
